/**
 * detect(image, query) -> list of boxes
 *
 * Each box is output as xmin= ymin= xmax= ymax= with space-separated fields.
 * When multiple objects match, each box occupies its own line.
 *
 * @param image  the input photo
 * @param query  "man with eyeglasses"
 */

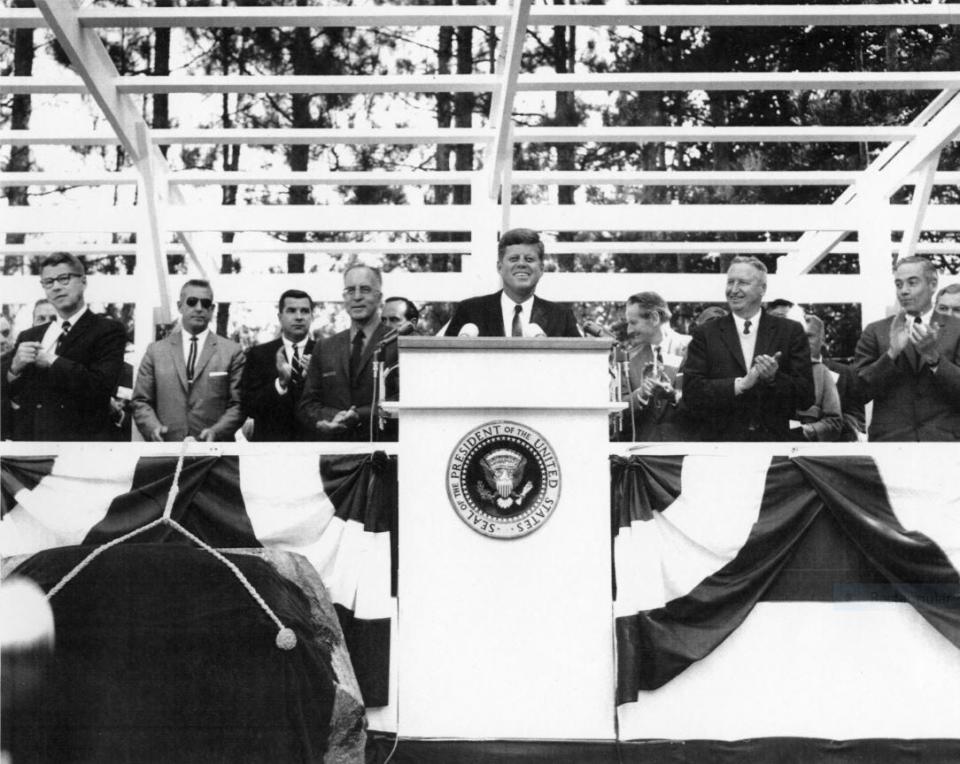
xmin=682 ymin=256 xmax=814 ymax=441
xmin=298 ymin=264 xmax=398 ymax=441
xmin=854 ymin=256 xmax=960 ymax=441
xmin=132 ymin=279 xmax=245 ymax=442
xmin=3 ymin=252 xmax=126 ymax=440
xmin=443 ymin=228 xmax=581 ymax=337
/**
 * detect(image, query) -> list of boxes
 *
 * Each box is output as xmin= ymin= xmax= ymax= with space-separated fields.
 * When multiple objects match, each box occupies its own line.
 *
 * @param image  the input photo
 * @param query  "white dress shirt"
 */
xmin=500 ymin=292 xmax=534 ymax=336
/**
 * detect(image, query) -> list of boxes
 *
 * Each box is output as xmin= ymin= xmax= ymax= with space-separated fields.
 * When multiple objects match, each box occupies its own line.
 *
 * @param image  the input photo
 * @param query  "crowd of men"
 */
xmin=2 ymin=233 xmax=959 ymax=443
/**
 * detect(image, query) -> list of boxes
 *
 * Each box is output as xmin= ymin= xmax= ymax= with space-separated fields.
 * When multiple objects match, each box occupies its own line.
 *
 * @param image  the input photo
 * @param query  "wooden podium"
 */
xmin=394 ymin=337 xmax=618 ymax=740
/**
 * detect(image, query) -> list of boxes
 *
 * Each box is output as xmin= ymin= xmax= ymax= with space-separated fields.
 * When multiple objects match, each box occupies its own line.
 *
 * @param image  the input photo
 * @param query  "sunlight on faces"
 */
xmin=497 ymin=244 xmax=543 ymax=302
xmin=40 ymin=263 xmax=86 ymax=318
xmin=178 ymin=284 xmax=215 ymax=335
xmin=342 ymin=266 xmax=382 ymax=324
xmin=278 ymin=297 xmax=312 ymax=343
xmin=725 ymin=263 xmax=766 ymax=318
xmin=894 ymin=261 xmax=936 ymax=316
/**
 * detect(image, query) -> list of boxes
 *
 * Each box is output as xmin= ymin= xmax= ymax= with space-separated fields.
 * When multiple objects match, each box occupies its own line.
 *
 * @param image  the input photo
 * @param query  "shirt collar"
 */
xmin=57 ymin=304 xmax=87 ymax=328
xmin=501 ymin=291 xmax=535 ymax=311
xmin=350 ymin=313 xmax=380 ymax=343
xmin=183 ymin=327 xmax=210 ymax=345
xmin=731 ymin=310 xmax=761 ymax=334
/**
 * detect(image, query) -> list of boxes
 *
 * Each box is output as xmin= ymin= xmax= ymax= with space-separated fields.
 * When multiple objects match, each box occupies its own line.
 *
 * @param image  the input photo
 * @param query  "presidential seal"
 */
xmin=446 ymin=421 xmax=561 ymax=539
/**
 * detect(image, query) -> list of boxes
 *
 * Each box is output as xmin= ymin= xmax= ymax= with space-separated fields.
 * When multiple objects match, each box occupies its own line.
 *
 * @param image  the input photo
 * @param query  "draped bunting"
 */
xmin=1 ymin=451 xmax=397 ymax=708
xmin=612 ymin=453 xmax=960 ymax=704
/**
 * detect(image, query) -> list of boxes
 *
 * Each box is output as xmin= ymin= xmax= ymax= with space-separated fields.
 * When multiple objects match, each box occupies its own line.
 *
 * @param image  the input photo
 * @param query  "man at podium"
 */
xmin=444 ymin=228 xmax=581 ymax=338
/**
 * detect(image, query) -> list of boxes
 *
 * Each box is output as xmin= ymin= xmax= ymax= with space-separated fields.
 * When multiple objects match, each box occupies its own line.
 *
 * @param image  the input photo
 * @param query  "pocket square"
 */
xmin=209 ymin=371 xmax=228 ymax=377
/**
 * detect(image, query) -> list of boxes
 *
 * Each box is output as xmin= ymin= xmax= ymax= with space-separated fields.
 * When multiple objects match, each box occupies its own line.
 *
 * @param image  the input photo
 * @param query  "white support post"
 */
xmin=780 ymin=89 xmax=960 ymax=277
xmin=134 ymin=123 xmax=172 ymax=327
xmin=897 ymin=153 xmax=940 ymax=262
xmin=466 ymin=176 xmax=501 ymax=295
xmin=485 ymin=0 xmax=531 ymax=201
xmin=857 ymin=191 xmax=894 ymax=326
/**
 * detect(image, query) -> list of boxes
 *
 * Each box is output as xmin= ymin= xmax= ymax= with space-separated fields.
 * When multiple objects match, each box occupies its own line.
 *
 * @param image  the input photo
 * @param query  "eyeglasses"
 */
xmin=184 ymin=297 xmax=214 ymax=309
xmin=40 ymin=273 xmax=83 ymax=289
xmin=342 ymin=285 xmax=378 ymax=298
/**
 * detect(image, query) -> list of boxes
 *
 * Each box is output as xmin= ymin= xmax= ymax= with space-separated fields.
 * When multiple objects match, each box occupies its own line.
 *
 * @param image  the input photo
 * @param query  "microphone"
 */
xmin=378 ymin=322 xmax=415 ymax=348
xmin=523 ymin=323 xmax=546 ymax=338
xmin=582 ymin=320 xmax=616 ymax=340
xmin=458 ymin=323 xmax=480 ymax=337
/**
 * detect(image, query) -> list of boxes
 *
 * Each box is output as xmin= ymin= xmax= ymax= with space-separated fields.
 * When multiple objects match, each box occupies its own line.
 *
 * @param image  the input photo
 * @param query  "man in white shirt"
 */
xmin=682 ymin=256 xmax=814 ymax=441
xmin=443 ymin=228 xmax=581 ymax=338
xmin=132 ymin=280 xmax=245 ymax=442
xmin=855 ymin=256 xmax=960 ymax=441
xmin=4 ymin=252 xmax=126 ymax=440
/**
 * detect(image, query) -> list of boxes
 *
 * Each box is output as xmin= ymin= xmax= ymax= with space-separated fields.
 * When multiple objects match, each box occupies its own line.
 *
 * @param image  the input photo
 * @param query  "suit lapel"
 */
xmin=530 ymin=297 xmax=548 ymax=336
xmin=717 ymin=315 xmax=748 ymax=374
xmin=55 ymin=310 xmax=95 ymax=356
xmin=754 ymin=312 xmax=776 ymax=358
xmin=168 ymin=332 xmax=189 ymax=391
xmin=192 ymin=332 xmax=218 ymax=381
xmin=490 ymin=292 xmax=506 ymax=336
xmin=353 ymin=323 xmax=388 ymax=382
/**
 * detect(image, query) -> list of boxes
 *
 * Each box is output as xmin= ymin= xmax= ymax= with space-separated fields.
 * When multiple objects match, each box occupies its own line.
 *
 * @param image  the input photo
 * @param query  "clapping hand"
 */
xmin=753 ymin=351 xmax=781 ymax=383
xmin=887 ymin=313 xmax=911 ymax=359
xmin=275 ymin=347 xmax=293 ymax=386
xmin=909 ymin=320 xmax=940 ymax=365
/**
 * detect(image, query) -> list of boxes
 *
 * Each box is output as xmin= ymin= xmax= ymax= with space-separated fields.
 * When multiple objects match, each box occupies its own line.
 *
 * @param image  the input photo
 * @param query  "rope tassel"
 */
xmin=46 ymin=441 xmax=298 ymax=651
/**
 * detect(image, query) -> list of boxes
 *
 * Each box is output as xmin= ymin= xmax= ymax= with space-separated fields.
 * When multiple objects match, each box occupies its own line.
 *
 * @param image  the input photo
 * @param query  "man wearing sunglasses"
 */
xmin=298 ymin=264 xmax=398 ymax=441
xmin=132 ymin=280 xmax=245 ymax=442
xmin=3 ymin=252 xmax=126 ymax=440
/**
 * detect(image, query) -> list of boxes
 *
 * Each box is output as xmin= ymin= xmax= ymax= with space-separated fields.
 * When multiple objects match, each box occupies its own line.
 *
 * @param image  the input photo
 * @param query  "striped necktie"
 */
xmin=56 ymin=321 xmax=71 ymax=352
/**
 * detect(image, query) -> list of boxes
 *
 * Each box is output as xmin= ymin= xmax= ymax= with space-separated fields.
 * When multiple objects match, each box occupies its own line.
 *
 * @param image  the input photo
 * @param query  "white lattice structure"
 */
xmin=2 ymin=0 xmax=960 ymax=358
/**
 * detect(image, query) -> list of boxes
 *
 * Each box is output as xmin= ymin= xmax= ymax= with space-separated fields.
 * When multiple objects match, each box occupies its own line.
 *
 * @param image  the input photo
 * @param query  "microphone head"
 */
xmin=459 ymin=323 xmax=480 ymax=337
xmin=582 ymin=321 xmax=603 ymax=338
xmin=397 ymin=322 xmax=416 ymax=336
xmin=523 ymin=323 xmax=546 ymax=338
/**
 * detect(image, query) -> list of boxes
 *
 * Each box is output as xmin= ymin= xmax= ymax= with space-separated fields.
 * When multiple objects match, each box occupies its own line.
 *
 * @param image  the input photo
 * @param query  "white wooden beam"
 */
xmin=897 ymin=154 xmax=940 ymax=262
xmin=1 ymin=126 xmax=927 ymax=147
xmin=9 ymin=170 xmax=960 ymax=188
xmin=6 ymin=5 xmax=960 ymax=30
xmin=780 ymin=89 xmax=960 ymax=277
xmin=11 ymin=72 xmax=960 ymax=96
xmin=4 ymin=204 xmax=958 ymax=234
xmin=485 ymin=0 xmax=532 ymax=200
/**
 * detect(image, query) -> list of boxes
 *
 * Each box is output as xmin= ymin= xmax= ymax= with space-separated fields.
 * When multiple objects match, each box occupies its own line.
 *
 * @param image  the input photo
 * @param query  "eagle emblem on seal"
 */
xmin=477 ymin=448 xmax=534 ymax=510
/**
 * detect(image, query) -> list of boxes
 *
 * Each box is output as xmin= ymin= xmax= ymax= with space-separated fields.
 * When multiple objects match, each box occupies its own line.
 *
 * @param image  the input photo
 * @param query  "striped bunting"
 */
xmin=1 ymin=451 xmax=396 ymax=709
xmin=613 ymin=452 xmax=960 ymax=742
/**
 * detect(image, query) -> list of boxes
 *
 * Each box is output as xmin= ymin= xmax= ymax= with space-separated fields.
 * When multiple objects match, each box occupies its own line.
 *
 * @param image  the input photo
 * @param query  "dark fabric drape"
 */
xmin=1 ymin=455 xmax=55 ymax=517
xmin=9 ymin=544 xmax=336 ymax=764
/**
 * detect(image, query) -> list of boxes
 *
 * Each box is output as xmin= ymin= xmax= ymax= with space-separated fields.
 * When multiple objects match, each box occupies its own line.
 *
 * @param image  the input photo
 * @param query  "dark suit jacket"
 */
xmin=682 ymin=312 xmax=814 ymax=441
xmin=824 ymin=358 xmax=866 ymax=441
xmin=5 ymin=311 xmax=126 ymax=441
xmin=241 ymin=337 xmax=315 ymax=441
xmin=132 ymin=330 xmax=245 ymax=442
xmin=854 ymin=313 xmax=960 ymax=441
xmin=444 ymin=291 xmax=581 ymax=337
xmin=297 ymin=323 xmax=398 ymax=441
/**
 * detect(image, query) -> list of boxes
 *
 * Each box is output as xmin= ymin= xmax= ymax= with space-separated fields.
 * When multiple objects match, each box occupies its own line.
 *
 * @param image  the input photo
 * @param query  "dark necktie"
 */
xmin=743 ymin=319 xmax=752 ymax=335
xmin=511 ymin=304 xmax=523 ymax=337
xmin=186 ymin=335 xmax=198 ymax=382
xmin=654 ymin=345 xmax=664 ymax=366
xmin=290 ymin=344 xmax=303 ymax=387
xmin=350 ymin=331 xmax=365 ymax=378
xmin=56 ymin=321 xmax=71 ymax=352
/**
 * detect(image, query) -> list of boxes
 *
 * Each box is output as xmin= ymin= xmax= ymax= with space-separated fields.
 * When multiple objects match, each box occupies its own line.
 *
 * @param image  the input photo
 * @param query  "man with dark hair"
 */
xmin=444 ymin=228 xmax=581 ymax=337
xmin=298 ymin=265 xmax=398 ymax=441
xmin=4 ymin=252 xmax=126 ymax=440
xmin=382 ymin=296 xmax=420 ymax=335
xmin=241 ymin=289 xmax=315 ymax=441
xmin=935 ymin=283 xmax=960 ymax=319
xmin=765 ymin=298 xmax=794 ymax=318
xmin=854 ymin=256 xmax=960 ymax=441
xmin=682 ymin=256 xmax=814 ymax=441
xmin=132 ymin=279 xmax=245 ymax=442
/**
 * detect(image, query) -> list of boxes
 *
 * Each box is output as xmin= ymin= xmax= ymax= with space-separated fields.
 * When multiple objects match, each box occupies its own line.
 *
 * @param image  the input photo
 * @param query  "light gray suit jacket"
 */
xmin=132 ymin=329 xmax=245 ymax=441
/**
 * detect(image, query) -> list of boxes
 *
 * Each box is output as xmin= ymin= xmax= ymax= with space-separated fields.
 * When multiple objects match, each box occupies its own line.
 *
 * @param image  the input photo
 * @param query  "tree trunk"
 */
xmin=553 ymin=16 xmax=577 ymax=217
xmin=3 ymin=0 xmax=35 ymax=254
xmin=453 ymin=4 xmax=475 ymax=208
xmin=152 ymin=0 xmax=171 ymax=158
xmin=286 ymin=19 xmax=315 ymax=274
